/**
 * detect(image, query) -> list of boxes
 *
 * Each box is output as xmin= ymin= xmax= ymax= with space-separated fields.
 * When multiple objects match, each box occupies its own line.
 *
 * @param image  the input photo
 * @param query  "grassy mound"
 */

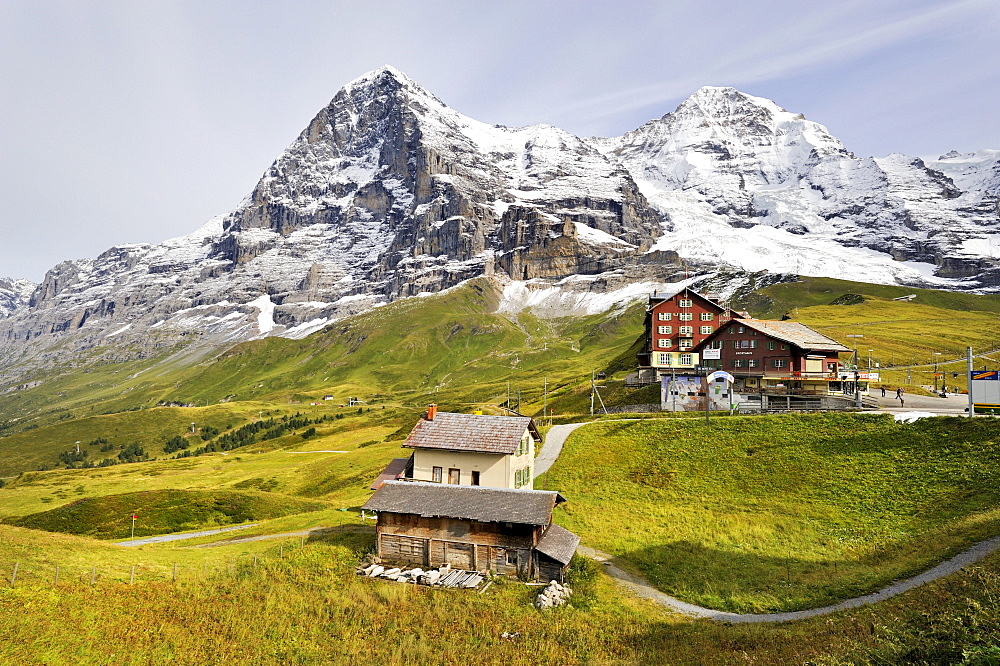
xmin=544 ymin=412 xmax=1000 ymax=612
xmin=6 ymin=489 xmax=329 ymax=539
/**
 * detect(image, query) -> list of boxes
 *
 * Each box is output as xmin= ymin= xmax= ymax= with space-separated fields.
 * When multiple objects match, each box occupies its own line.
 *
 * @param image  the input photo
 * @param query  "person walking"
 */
xmin=881 ymin=386 xmax=886 ymax=397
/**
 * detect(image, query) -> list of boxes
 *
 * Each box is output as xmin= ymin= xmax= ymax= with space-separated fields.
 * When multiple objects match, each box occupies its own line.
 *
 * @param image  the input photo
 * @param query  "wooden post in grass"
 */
xmin=10 ymin=562 xmax=17 ymax=587
xmin=129 ymin=566 xmax=135 ymax=584
xmin=54 ymin=566 xmax=59 ymax=586
xmin=279 ymin=545 xmax=283 ymax=559
xmin=253 ymin=555 xmax=257 ymax=568
xmin=300 ymin=535 xmax=305 ymax=548
xmin=91 ymin=566 xmax=96 ymax=586
xmin=173 ymin=563 xmax=177 ymax=582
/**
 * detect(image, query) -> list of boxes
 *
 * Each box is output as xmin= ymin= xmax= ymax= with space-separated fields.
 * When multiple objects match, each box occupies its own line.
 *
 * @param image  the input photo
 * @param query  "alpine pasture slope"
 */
xmin=1 ymin=278 xmax=1000 ymax=662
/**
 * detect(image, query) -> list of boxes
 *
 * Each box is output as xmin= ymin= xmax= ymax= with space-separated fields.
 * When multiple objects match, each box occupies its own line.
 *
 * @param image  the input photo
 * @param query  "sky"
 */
xmin=2 ymin=0 xmax=998 ymax=282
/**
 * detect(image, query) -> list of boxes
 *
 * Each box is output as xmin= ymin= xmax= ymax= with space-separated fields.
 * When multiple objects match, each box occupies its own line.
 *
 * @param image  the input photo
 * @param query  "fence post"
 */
xmin=129 ymin=566 xmax=135 ymax=584
xmin=54 ymin=566 xmax=59 ymax=586
xmin=173 ymin=563 xmax=177 ymax=582
xmin=253 ymin=554 xmax=257 ymax=568
xmin=279 ymin=545 xmax=283 ymax=558
xmin=91 ymin=566 xmax=96 ymax=586
xmin=10 ymin=562 xmax=17 ymax=587
xmin=300 ymin=535 xmax=305 ymax=548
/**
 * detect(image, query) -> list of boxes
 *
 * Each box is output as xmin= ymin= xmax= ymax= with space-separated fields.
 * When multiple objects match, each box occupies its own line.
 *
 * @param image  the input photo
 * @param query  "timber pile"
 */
xmin=356 ymin=563 xmax=485 ymax=589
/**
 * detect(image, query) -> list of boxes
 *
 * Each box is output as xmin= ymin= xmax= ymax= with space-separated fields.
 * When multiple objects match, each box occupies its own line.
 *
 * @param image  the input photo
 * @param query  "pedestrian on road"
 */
xmin=881 ymin=386 xmax=886 ymax=397
xmin=895 ymin=387 xmax=903 ymax=400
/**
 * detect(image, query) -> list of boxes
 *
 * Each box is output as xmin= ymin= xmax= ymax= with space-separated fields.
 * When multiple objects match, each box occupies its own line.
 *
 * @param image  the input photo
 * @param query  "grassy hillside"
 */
xmin=0 ymin=520 xmax=998 ymax=664
xmin=6 ymin=489 xmax=329 ymax=539
xmin=543 ymin=413 xmax=1000 ymax=613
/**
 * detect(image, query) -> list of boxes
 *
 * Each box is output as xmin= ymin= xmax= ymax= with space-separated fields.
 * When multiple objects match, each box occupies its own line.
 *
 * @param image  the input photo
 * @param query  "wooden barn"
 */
xmin=361 ymin=481 xmax=580 ymax=582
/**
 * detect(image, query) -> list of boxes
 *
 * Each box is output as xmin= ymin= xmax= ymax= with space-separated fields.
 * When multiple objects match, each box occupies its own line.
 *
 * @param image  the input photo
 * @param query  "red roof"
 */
xmin=402 ymin=412 xmax=538 ymax=455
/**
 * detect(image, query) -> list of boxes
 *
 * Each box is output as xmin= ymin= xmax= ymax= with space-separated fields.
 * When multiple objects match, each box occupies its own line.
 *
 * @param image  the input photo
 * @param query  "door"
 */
xmin=448 ymin=468 xmax=460 ymax=484
xmin=471 ymin=471 xmax=480 ymax=486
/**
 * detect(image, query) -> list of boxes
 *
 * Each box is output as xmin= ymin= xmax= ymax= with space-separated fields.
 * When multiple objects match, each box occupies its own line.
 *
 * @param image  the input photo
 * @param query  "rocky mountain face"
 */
xmin=0 ymin=278 xmax=35 ymax=319
xmin=1 ymin=69 xmax=997 ymax=379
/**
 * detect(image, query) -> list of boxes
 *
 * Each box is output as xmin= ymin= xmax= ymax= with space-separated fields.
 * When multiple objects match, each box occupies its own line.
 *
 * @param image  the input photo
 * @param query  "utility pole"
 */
xmin=589 ymin=370 xmax=595 ymax=416
xmin=543 ymin=378 xmax=547 ymax=425
xmin=704 ymin=368 xmax=710 ymax=425
xmin=934 ymin=353 xmax=942 ymax=392
xmin=967 ymin=347 xmax=975 ymax=417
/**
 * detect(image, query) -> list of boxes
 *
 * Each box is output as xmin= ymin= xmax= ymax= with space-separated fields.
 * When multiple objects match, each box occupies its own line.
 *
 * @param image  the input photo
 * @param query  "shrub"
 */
xmin=163 ymin=435 xmax=189 ymax=453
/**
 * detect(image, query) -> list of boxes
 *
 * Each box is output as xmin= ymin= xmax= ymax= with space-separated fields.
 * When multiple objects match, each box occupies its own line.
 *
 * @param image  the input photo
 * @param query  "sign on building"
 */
xmin=971 ymin=370 xmax=1000 ymax=415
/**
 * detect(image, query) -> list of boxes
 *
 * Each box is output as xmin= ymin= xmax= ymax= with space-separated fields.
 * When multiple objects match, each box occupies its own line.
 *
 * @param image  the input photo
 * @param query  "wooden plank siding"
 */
xmin=375 ymin=511 xmax=546 ymax=577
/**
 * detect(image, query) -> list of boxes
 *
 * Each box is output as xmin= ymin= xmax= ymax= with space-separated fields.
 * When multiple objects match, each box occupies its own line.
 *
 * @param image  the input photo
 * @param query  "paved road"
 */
xmin=869 ymin=387 xmax=970 ymax=414
xmin=539 ymin=418 xmax=1000 ymax=623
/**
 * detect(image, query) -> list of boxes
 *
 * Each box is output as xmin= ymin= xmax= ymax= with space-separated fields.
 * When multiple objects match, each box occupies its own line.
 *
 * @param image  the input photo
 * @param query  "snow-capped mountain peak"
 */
xmin=0 ymin=68 xmax=997 ymax=380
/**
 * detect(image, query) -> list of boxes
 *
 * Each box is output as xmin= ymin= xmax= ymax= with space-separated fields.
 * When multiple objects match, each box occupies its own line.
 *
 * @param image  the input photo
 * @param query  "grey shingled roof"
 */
xmin=535 ymin=524 xmax=580 ymax=565
xmin=361 ymin=481 xmax=565 ymax=526
xmin=402 ymin=412 xmax=539 ymax=455
xmin=738 ymin=318 xmax=851 ymax=352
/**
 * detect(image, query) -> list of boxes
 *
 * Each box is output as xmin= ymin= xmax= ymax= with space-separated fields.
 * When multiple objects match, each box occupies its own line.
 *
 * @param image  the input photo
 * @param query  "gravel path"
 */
xmin=116 ymin=523 xmax=258 ymax=547
xmin=540 ymin=419 xmax=1000 ymax=623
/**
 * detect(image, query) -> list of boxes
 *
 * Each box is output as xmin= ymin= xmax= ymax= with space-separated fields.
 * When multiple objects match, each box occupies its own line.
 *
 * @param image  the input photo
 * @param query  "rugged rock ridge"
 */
xmin=1 ymin=71 xmax=998 ymax=380
xmin=0 ymin=278 xmax=35 ymax=319
xmin=0 ymin=67 xmax=669 ymax=375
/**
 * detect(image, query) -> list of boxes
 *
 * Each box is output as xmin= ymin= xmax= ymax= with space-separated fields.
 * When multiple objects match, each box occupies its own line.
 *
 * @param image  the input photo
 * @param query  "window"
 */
xmin=780 ymin=344 xmax=787 ymax=350
xmin=733 ymin=359 xmax=744 ymax=368
xmin=657 ymin=325 xmax=672 ymax=334
xmin=700 ymin=312 xmax=714 ymax=321
xmin=656 ymin=352 xmax=672 ymax=366
xmin=432 ymin=466 xmax=443 ymax=483
xmin=732 ymin=340 xmax=739 ymax=349
xmin=750 ymin=340 xmax=758 ymax=349
xmin=515 ymin=436 xmax=529 ymax=456
xmin=514 ymin=467 xmax=531 ymax=488
xmin=679 ymin=353 xmax=692 ymax=365
xmin=657 ymin=339 xmax=672 ymax=348
xmin=773 ymin=359 xmax=786 ymax=368
xmin=678 ymin=339 xmax=693 ymax=350
xmin=505 ymin=549 xmax=517 ymax=565
xmin=740 ymin=340 xmax=750 ymax=348
xmin=679 ymin=326 xmax=693 ymax=335
xmin=657 ymin=312 xmax=672 ymax=321
xmin=709 ymin=340 xmax=724 ymax=349
xmin=679 ymin=312 xmax=693 ymax=321
xmin=448 ymin=468 xmax=460 ymax=484
xmin=767 ymin=341 xmax=776 ymax=350
xmin=748 ymin=359 xmax=758 ymax=368
xmin=737 ymin=326 xmax=745 ymax=333
xmin=679 ymin=299 xmax=693 ymax=308
xmin=700 ymin=325 xmax=713 ymax=334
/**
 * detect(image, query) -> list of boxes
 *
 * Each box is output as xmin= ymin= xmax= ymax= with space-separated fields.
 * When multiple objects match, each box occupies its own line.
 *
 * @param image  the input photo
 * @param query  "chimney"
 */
xmin=426 ymin=403 xmax=437 ymax=421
